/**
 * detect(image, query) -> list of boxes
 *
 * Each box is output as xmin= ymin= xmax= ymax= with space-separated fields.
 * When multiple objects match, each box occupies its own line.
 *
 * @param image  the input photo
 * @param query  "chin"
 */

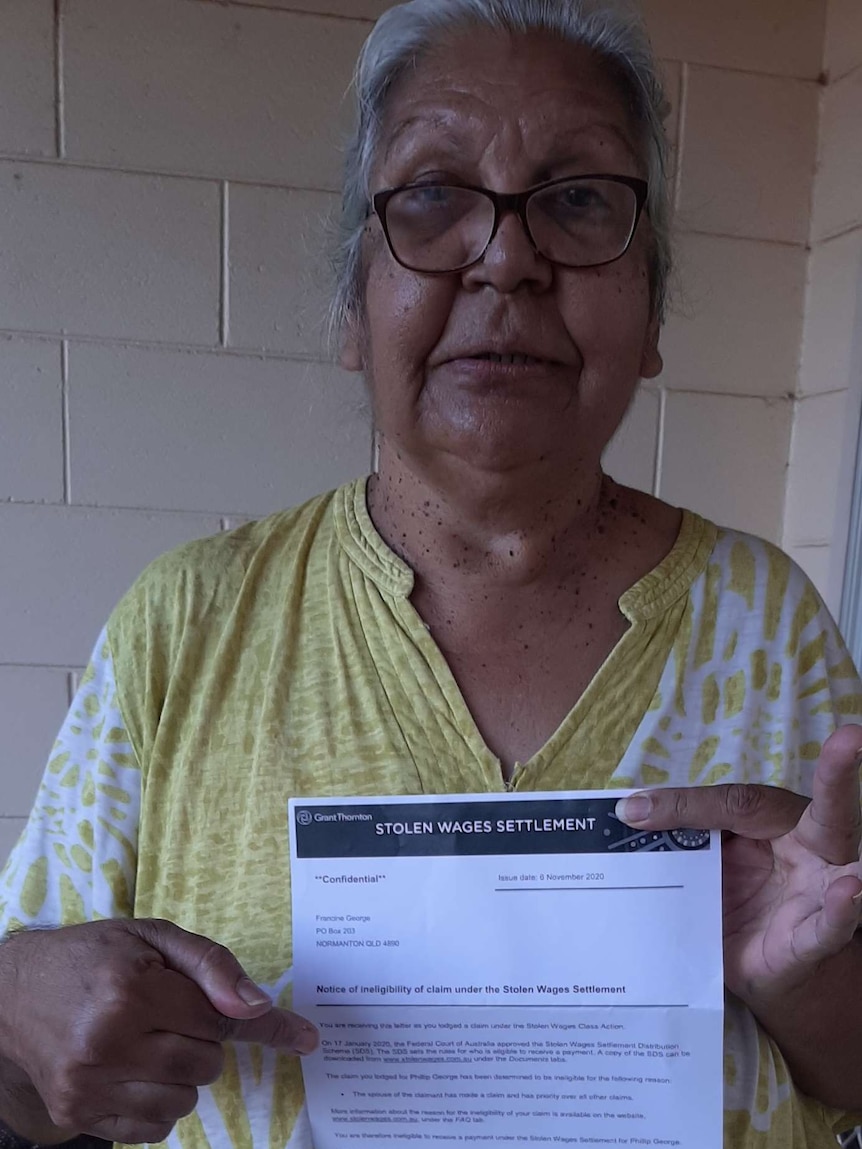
xmin=432 ymin=422 xmax=577 ymax=477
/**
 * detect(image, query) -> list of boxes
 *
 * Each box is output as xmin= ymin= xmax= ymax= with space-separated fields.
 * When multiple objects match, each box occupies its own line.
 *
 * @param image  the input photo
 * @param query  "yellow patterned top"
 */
xmin=2 ymin=478 xmax=861 ymax=1149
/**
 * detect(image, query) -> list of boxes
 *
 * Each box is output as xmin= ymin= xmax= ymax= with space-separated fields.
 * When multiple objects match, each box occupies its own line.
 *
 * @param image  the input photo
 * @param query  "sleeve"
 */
xmin=0 ymin=629 xmax=142 ymax=938
xmin=784 ymin=577 xmax=862 ymax=799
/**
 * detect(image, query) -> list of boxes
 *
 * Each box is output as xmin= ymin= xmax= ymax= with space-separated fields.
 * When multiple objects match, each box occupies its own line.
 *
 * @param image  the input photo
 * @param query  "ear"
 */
xmin=640 ymin=312 xmax=663 ymax=380
xmin=339 ymin=312 xmax=365 ymax=373
xmin=339 ymin=328 xmax=363 ymax=373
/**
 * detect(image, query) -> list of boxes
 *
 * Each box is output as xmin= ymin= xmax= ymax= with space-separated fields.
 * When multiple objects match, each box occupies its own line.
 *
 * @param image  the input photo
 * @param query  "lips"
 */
xmin=471 ymin=352 xmax=549 ymax=366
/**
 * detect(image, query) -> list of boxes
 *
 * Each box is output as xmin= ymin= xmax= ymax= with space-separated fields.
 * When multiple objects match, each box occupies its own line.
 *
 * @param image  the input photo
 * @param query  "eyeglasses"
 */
xmin=372 ymin=174 xmax=648 ymax=275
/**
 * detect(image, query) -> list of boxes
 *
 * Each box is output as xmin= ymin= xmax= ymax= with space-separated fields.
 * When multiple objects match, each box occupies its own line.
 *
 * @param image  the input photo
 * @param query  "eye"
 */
xmin=399 ymin=184 xmax=458 ymax=210
xmin=532 ymin=180 xmax=621 ymax=238
xmin=555 ymin=183 xmax=610 ymax=213
xmin=386 ymin=185 xmax=482 ymax=235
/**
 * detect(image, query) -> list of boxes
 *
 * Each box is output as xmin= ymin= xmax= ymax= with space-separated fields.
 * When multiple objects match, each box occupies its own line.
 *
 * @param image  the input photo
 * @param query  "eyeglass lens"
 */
xmin=383 ymin=179 xmax=639 ymax=273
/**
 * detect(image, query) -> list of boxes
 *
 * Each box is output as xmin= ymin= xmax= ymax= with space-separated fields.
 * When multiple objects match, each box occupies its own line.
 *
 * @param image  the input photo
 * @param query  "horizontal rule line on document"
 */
xmin=493 ymin=885 xmax=685 ymax=892
xmin=315 ymin=1004 xmax=690 ymax=1009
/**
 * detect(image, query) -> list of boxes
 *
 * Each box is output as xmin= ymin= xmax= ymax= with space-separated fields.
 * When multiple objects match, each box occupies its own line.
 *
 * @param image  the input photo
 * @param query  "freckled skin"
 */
xmin=341 ymin=30 xmax=681 ymax=774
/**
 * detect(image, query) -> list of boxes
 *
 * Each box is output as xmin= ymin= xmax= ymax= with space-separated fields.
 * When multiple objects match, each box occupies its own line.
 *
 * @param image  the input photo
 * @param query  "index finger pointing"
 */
xmin=794 ymin=725 xmax=862 ymax=866
xmin=145 ymin=969 xmax=319 ymax=1055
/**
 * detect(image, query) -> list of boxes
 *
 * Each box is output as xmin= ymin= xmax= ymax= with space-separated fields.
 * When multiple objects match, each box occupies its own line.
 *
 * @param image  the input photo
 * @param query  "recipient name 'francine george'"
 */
xmin=374 ymin=817 xmax=598 ymax=836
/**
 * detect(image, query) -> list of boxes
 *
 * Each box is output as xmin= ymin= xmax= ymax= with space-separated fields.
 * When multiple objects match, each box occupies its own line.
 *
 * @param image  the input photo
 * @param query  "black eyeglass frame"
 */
xmin=371 ymin=173 xmax=650 ymax=274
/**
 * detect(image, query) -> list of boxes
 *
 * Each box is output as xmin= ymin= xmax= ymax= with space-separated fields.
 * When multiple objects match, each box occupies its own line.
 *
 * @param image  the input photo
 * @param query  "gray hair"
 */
xmin=329 ymin=0 xmax=673 ymax=353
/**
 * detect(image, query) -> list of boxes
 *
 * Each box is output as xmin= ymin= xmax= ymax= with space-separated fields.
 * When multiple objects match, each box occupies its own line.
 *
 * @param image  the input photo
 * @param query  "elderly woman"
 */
xmin=1 ymin=1 xmax=861 ymax=1148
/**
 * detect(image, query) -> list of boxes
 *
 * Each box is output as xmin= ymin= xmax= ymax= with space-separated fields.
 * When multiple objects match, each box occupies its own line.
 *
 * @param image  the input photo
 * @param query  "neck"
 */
xmin=368 ymin=441 xmax=612 ymax=590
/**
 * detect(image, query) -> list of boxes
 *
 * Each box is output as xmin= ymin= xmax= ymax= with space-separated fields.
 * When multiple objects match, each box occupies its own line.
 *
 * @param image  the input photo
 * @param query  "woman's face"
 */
xmin=346 ymin=30 xmax=663 ymax=480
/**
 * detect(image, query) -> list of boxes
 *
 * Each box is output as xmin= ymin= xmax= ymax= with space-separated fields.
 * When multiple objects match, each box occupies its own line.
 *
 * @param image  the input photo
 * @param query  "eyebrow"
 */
xmin=535 ymin=123 xmax=644 ymax=176
xmin=382 ymin=115 xmax=643 ymax=176
xmin=382 ymin=113 xmax=468 ymax=164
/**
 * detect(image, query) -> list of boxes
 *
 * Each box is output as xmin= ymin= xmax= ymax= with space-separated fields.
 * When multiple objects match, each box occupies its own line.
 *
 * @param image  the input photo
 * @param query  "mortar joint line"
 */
xmin=54 ymin=0 xmax=66 ymax=159
xmin=182 ymin=0 xmax=375 ymax=25
xmin=61 ymin=339 xmax=71 ymax=504
xmin=653 ymin=387 xmax=667 ymax=499
xmin=220 ymin=180 xmax=231 ymax=348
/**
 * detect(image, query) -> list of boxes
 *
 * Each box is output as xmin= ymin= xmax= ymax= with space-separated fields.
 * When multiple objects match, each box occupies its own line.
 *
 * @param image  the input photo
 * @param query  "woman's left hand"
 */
xmin=616 ymin=724 xmax=862 ymax=1008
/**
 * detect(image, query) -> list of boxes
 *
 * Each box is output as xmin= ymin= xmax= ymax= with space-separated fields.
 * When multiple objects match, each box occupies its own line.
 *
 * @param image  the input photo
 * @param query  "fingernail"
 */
xmin=852 ymin=889 xmax=862 ymax=904
xmin=237 ymin=977 xmax=272 ymax=1008
xmin=293 ymin=1023 xmax=320 ymax=1055
xmin=615 ymin=796 xmax=652 ymax=825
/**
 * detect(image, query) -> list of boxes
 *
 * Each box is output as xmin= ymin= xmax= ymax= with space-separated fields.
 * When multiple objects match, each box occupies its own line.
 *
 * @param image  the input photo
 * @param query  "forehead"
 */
xmin=379 ymin=29 xmax=643 ymax=174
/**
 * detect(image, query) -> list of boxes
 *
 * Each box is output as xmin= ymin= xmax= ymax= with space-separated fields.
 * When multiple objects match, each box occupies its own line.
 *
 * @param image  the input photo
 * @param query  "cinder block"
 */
xmin=232 ymin=0 xmax=390 ymax=14
xmin=662 ymin=234 xmax=807 ymax=396
xmin=0 ymin=337 xmax=64 ymax=503
xmin=603 ymin=387 xmax=660 ymax=494
xmin=641 ymin=0 xmax=826 ymax=80
xmin=784 ymin=390 xmax=851 ymax=547
xmin=68 ymin=343 xmax=372 ymax=516
xmin=799 ymin=229 xmax=862 ymax=396
xmin=0 ymin=667 xmax=70 ymax=818
xmin=229 ymin=184 xmax=340 ymax=358
xmin=812 ymin=69 xmax=862 ymax=241
xmin=659 ymin=392 xmax=793 ymax=542
xmin=678 ymin=69 xmax=818 ymax=244
xmin=825 ymin=0 xmax=862 ymax=81
xmin=64 ymin=0 xmax=368 ymax=188
xmin=0 ymin=0 xmax=55 ymax=157
xmin=0 ymin=162 xmax=219 ymax=343
xmin=0 ymin=505 xmax=223 ymax=667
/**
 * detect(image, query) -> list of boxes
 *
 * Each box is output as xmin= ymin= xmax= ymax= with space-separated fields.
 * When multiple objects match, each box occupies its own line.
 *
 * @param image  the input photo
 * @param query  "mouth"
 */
xmin=463 ymin=352 xmax=556 ymax=367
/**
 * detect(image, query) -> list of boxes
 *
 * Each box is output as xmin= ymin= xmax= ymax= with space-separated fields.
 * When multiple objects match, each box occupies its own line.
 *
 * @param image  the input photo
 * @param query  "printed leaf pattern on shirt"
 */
xmin=607 ymin=529 xmax=862 ymax=1146
xmin=0 ymin=629 xmax=141 ymax=936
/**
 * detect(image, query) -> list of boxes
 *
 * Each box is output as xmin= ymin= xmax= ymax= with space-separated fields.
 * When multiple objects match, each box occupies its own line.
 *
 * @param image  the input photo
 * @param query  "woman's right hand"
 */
xmin=0 ymin=919 xmax=318 ymax=1145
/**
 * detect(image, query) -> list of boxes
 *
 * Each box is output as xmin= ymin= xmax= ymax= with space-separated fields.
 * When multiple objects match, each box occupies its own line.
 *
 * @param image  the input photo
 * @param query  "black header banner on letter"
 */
xmin=292 ymin=798 xmax=711 ymax=858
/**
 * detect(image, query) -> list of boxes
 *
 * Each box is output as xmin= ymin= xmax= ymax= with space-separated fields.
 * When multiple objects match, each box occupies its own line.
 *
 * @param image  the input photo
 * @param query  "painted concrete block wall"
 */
xmin=783 ymin=0 xmax=862 ymax=614
xmin=0 ymin=0 xmax=831 ymax=860
xmin=0 ymin=0 xmax=376 ymax=860
xmin=605 ymin=6 xmax=822 ymax=542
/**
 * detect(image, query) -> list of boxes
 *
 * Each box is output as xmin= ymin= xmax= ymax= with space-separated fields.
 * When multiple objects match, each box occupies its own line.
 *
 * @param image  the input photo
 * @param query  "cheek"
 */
xmin=364 ymin=250 xmax=457 ymax=384
xmin=557 ymin=259 xmax=654 ymax=444
xmin=561 ymin=258 xmax=652 ymax=365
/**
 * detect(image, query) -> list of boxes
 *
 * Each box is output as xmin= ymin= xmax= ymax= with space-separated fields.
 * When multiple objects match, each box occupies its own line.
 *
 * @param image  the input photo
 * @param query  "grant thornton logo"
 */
xmin=297 ymin=810 xmax=313 ymax=826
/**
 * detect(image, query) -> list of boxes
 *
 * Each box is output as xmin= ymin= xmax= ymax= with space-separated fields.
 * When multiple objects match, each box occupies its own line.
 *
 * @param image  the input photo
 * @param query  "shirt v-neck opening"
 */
xmin=335 ymin=478 xmax=717 ymax=791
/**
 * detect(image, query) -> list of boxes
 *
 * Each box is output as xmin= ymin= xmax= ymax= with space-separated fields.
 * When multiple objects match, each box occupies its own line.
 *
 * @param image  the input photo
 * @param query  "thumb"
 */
xmin=127 ymin=918 xmax=274 ymax=1020
xmin=231 ymin=1006 xmax=321 ymax=1054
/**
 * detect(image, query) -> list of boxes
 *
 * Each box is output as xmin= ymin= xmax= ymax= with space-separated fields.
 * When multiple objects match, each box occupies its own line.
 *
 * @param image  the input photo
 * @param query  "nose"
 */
xmin=461 ymin=208 xmax=554 ymax=295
